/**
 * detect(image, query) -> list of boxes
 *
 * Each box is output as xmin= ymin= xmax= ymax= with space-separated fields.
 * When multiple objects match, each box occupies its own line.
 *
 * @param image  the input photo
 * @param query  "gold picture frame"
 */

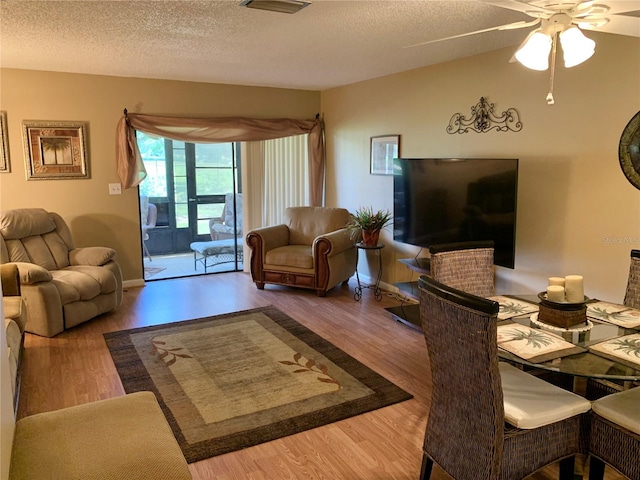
xmin=22 ymin=120 xmax=89 ymax=180
xmin=0 ymin=111 xmax=9 ymax=173
xmin=370 ymin=134 xmax=400 ymax=175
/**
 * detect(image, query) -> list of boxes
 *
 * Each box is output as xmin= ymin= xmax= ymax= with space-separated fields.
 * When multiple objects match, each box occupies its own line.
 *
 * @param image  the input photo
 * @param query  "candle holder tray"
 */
xmin=537 ymin=292 xmax=589 ymax=328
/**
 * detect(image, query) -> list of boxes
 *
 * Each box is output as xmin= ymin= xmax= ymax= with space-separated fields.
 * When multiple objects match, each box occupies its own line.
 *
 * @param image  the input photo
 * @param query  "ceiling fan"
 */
xmin=407 ymin=1 xmax=640 ymax=104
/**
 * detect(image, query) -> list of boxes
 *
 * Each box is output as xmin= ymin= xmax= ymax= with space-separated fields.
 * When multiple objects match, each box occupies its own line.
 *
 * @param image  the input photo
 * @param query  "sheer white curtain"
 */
xmin=263 ymin=134 xmax=309 ymax=225
xmin=240 ymin=134 xmax=310 ymax=272
xmin=242 ymin=135 xmax=310 ymax=227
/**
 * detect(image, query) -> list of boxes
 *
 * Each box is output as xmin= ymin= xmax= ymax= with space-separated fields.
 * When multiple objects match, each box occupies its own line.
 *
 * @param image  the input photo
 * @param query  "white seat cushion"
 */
xmin=499 ymin=362 xmax=591 ymax=429
xmin=592 ymin=387 xmax=640 ymax=435
xmin=190 ymin=238 xmax=241 ymax=256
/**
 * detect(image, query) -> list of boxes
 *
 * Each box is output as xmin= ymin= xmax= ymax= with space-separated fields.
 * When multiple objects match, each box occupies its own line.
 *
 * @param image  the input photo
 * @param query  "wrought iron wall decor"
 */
xmin=447 ymin=97 xmax=522 ymax=134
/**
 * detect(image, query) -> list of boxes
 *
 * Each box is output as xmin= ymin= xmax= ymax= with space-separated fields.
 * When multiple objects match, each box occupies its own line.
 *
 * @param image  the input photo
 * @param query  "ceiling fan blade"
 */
xmin=404 ymin=18 xmax=540 ymax=48
xmin=596 ymin=0 xmax=640 ymax=15
xmin=579 ymin=13 xmax=640 ymax=36
xmin=482 ymin=0 xmax=555 ymax=17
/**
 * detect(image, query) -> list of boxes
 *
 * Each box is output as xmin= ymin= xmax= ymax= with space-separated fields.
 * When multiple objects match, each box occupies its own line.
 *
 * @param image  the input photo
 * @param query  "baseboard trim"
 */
xmin=123 ymin=279 xmax=145 ymax=288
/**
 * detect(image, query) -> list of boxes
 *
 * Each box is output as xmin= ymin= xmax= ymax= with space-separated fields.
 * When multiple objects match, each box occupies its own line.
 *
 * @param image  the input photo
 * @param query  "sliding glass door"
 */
xmin=137 ymin=133 xmax=240 ymax=258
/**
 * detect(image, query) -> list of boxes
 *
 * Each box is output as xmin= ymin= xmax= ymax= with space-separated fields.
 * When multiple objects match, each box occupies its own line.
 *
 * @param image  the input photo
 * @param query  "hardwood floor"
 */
xmin=16 ymin=272 xmax=624 ymax=480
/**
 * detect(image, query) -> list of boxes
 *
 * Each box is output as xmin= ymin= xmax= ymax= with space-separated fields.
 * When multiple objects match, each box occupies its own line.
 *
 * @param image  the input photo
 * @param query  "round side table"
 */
xmin=354 ymin=242 xmax=384 ymax=301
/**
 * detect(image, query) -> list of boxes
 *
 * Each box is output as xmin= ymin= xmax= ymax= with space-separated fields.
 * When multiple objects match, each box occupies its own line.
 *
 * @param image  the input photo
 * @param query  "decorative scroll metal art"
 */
xmin=447 ymin=97 xmax=522 ymax=134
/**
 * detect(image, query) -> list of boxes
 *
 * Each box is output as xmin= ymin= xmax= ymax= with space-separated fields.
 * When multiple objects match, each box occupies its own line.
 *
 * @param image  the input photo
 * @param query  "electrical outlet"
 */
xmin=108 ymin=183 xmax=122 ymax=195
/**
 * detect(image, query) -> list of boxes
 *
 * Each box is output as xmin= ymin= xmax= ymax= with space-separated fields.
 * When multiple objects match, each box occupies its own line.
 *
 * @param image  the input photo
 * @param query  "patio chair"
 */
xmin=210 ymin=193 xmax=242 ymax=240
xmin=418 ymin=275 xmax=591 ymax=480
xmin=142 ymin=202 xmax=157 ymax=262
xmin=190 ymin=193 xmax=243 ymax=272
xmin=190 ymin=237 xmax=243 ymax=272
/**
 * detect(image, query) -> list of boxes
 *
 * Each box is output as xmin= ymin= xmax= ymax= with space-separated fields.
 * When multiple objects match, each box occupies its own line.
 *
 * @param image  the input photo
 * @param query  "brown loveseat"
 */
xmin=246 ymin=207 xmax=357 ymax=296
xmin=0 ymin=208 xmax=123 ymax=337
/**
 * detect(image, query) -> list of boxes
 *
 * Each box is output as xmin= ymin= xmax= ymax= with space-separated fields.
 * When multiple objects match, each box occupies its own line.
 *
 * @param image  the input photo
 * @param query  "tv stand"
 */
xmin=385 ymin=257 xmax=431 ymax=330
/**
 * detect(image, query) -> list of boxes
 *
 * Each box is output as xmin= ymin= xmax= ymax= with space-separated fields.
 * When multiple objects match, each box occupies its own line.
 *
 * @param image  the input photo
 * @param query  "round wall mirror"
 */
xmin=619 ymin=110 xmax=640 ymax=190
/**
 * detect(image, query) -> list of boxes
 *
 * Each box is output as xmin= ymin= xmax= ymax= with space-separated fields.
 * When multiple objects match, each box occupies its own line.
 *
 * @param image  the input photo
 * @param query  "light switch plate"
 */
xmin=108 ymin=183 xmax=122 ymax=195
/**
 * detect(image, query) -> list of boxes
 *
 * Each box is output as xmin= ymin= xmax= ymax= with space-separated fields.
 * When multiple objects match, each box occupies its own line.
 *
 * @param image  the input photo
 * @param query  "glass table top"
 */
xmin=495 ymin=294 xmax=640 ymax=382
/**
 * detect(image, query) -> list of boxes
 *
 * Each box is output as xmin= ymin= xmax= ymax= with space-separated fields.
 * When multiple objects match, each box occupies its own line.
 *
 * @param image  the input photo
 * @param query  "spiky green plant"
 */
xmin=345 ymin=206 xmax=392 ymax=241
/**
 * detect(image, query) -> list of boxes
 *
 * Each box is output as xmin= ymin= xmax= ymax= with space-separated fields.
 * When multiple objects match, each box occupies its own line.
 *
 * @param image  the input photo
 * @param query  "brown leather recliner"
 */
xmin=0 ymin=208 xmax=123 ymax=337
xmin=246 ymin=207 xmax=356 ymax=297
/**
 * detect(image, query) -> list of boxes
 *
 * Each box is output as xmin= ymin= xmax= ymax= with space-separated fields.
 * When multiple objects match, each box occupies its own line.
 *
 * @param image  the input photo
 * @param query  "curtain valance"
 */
xmin=115 ymin=112 xmax=325 ymax=206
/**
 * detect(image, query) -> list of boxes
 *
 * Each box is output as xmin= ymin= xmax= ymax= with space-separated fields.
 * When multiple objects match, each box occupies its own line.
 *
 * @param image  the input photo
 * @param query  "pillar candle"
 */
xmin=547 ymin=285 xmax=565 ymax=302
xmin=548 ymin=277 xmax=565 ymax=288
xmin=565 ymin=275 xmax=584 ymax=303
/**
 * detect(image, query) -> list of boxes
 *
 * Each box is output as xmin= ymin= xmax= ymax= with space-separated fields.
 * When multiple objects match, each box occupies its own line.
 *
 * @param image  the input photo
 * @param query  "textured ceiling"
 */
xmin=0 ymin=0 xmax=633 ymax=91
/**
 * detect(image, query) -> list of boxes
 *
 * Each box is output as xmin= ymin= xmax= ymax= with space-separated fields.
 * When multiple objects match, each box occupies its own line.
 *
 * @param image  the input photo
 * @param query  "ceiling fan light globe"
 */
xmin=560 ymin=27 xmax=596 ymax=68
xmin=515 ymin=31 xmax=552 ymax=71
xmin=563 ymin=47 xmax=595 ymax=67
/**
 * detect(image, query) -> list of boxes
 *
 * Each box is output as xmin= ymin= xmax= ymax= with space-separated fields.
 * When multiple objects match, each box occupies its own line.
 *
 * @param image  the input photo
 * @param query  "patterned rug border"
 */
xmin=104 ymin=306 xmax=413 ymax=463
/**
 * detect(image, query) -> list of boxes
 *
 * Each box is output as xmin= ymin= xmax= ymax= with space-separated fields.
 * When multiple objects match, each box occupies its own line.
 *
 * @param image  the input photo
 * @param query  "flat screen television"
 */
xmin=393 ymin=158 xmax=518 ymax=268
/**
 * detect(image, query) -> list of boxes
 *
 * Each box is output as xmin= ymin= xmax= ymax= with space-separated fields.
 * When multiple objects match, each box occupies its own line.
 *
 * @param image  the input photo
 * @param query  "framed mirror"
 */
xmin=619 ymin=111 xmax=640 ymax=190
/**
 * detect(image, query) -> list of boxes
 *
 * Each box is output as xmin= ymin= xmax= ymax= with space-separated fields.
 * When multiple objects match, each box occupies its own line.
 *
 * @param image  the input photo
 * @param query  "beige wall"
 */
xmin=0 ymin=76 xmax=319 ymax=474
xmin=322 ymin=32 xmax=640 ymax=302
xmin=0 ymin=69 xmax=321 ymax=282
xmin=0 ymin=37 xmax=637 ymax=298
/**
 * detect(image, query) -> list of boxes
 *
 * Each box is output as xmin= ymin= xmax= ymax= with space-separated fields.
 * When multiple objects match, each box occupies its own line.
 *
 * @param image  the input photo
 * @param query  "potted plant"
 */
xmin=346 ymin=206 xmax=392 ymax=246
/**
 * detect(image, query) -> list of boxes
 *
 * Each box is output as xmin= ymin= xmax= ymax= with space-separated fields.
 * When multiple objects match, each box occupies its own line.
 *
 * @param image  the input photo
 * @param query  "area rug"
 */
xmin=104 ymin=306 xmax=413 ymax=463
xmin=144 ymin=266 xmax=166 ymax=278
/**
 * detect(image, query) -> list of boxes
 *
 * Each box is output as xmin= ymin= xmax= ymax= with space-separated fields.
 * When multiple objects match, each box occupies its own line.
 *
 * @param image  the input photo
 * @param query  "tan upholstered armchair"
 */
xmin=246 ymin=207 xmax=357 ymax=297
xmin=0 ymin=208 xmax=123 ymax=337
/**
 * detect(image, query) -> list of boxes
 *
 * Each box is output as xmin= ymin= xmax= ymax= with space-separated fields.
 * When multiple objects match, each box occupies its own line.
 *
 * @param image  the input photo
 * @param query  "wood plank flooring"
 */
xmin=16 ymin=272 xmax=624 ymax=480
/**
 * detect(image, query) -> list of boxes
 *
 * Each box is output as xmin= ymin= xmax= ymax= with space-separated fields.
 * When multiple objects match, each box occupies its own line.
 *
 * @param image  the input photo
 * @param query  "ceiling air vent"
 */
xmin=239 ymin=0 xmax=311 ymax=14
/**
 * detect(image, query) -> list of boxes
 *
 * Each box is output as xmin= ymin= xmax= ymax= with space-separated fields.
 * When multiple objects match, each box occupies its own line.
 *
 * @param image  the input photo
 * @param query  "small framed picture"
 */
xmin=0 ymin=111 xmax=9 ymax=173
xmin=370 ymin=134 xmax=400 ymax=175
xmin=22 ymin=120 xmax=89 ymax=180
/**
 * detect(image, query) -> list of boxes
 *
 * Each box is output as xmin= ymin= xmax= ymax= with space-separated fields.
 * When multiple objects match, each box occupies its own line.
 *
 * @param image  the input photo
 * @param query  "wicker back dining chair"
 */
xmin=588 ymin=387 xmax=640 ymax=480
xmin=418 ymin=275 xmax=591 ymax=480
xmin=623 ymin=249 xmax=640 ymax=309
xmin=429 ymin=241 xmax=495 ymax=297
xmin=585 ymin=249 xmax=640 ymax=401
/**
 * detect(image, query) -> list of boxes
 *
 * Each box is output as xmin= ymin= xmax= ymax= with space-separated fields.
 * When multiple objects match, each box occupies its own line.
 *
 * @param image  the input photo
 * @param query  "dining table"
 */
xmin=490 ymin=294 xmax=640 ymax=395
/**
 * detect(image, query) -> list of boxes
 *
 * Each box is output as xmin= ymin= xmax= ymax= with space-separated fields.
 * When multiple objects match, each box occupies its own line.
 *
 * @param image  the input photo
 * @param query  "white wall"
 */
xmin=322 ymin=32 xmax=640 ymax=302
